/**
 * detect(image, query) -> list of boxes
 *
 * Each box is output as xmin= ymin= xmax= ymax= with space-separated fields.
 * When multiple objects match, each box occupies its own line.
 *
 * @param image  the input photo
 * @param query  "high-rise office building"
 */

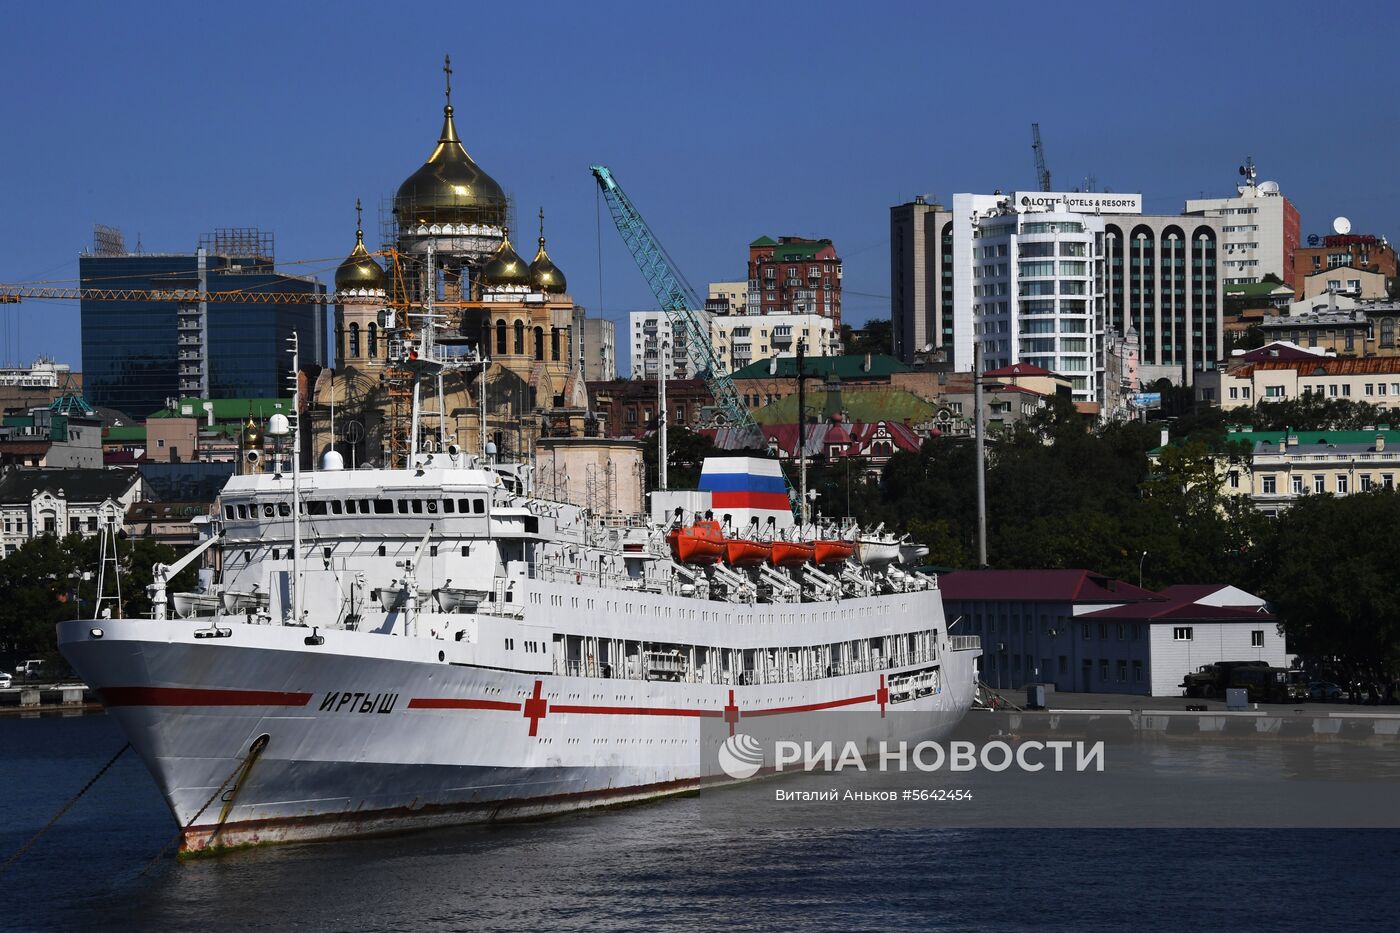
xmin=890 ymin=196 xmax=954 ymax=363
xmin=80 ymin=228 xmax=323 ymax=417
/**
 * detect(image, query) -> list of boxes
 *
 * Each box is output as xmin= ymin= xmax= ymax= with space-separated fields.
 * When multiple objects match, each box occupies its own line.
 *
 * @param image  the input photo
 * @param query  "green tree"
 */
xmin=840 ymin=320 xmax=892 ymax=356
xmin=0 ymin=532 xmax=189 ymax=672
xmin=1255 ymin=491 xmax=1400 ymax=673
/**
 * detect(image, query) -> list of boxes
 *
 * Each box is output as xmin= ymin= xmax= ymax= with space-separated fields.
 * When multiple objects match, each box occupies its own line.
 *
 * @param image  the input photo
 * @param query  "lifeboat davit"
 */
xmin=725 ymin=537 xmax=772 ymax=567
xmin=813 ymin=539 xmax=854 ymax=565
xmin=771 ymin=539 xmax=815 ymax=568
xmin=666 ymin=519 xmax=726 ymax=565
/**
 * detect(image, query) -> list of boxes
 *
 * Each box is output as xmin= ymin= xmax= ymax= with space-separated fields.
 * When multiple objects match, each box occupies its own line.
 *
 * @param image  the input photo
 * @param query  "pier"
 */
xmin=0 ymin=683 xmax=101 ymax=715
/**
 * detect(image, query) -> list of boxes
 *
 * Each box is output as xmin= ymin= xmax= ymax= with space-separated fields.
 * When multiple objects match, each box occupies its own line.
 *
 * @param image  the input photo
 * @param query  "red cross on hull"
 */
xmin=523 ymin=680 xmax=548 ymax=736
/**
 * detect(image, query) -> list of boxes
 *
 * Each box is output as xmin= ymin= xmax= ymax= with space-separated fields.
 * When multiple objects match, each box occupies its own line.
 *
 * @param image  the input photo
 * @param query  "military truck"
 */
xmin=1230 ymin=666 xmax=1307 ymax=703
xmin=1181 ymin=660 xmax=1270 ymax=698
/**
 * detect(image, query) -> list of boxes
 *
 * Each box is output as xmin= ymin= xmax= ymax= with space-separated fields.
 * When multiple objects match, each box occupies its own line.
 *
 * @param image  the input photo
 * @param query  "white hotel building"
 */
xmin=913 ymin=191 xmax=1225 ymax=398
xmin=966 ymin=203 xmax=1105 ymax=404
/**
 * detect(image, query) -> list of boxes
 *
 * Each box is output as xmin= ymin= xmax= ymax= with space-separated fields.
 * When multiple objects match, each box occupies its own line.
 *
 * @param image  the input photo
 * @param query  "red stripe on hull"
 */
xmin=407 ymin=698 xmax=522 ymax=711
xmin=100 ymin=687 xmax=313 ymax=707
xmin=405 ymin=694 xmax=878 ymax=719
xmin=550 ymin=704 xmax=723 ymax=718
xmin=743 ymin=694 xmax=877 ymax=717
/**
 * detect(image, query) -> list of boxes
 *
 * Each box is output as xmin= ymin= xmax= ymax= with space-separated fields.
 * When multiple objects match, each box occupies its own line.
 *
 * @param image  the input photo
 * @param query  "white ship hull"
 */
xmin=59 ymin=603 xmax=979 ymax=853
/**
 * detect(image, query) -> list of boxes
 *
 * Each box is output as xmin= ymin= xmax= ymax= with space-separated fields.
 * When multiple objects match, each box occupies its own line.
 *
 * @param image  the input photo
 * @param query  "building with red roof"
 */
xmin=940 ymin=571 xmax=1286 ymax=697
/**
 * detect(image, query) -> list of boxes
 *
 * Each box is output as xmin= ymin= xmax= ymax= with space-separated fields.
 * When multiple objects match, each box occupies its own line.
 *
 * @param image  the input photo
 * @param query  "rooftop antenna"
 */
xmin=1238 ymin=157 xmax=1257 ymax=188
xmin=1333 ymin=216 xmax=1352 ymax=236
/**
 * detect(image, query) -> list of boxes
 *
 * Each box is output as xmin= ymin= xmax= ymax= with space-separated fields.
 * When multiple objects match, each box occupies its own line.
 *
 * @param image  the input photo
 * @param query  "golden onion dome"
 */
xmin=481 ymin=230 xmax=531 ymax=287
xmin=242 ymin=416 xmax=262 ymax=450
xmin=335 ymin=225 xmax=385 ymax=292
xmin=529 ymin=236 xmax=567 ymax=294
xmin=394 ymin=104 xmax=507 ymax=227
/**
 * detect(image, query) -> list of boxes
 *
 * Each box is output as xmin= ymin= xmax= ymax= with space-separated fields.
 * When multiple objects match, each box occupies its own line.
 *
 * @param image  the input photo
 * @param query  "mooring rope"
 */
xmin=0 ymin=741 xmax=131 ymax=878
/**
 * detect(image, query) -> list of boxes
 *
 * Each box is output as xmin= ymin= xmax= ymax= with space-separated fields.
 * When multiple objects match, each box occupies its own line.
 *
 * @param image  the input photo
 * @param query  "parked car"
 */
xmin=13 ymin=660 xmax=45 ymax=682
xmin=1309 ymin=681 xmax=1344 ymax=702
xmin=0 ymin=671 xmax=12 ymax=689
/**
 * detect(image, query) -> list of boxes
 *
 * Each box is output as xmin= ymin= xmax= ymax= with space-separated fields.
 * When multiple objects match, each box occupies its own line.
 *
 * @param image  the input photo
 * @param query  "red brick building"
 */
xmin=1291 ymin=233 xmax=1398 ymax=298
xmin=586 ymin=379 xmax=716 ymax=438
xmin=747 ymin=236 xmax=842 ymax=326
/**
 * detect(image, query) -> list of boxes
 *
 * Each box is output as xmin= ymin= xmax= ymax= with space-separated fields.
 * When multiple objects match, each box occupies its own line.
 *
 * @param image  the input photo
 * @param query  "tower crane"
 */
xmin=589 ymin=165 xmax=757 ymax=437
xmin=1031 ymin=123 xmax=1052 ymax=192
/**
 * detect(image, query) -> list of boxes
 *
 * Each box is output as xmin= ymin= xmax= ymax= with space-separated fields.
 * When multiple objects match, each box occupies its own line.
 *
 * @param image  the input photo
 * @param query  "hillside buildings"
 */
xmin=1216 ymin=427 xmax=1400 ymax=517
xmin=0 ymin=467 xmax=146 ymax=556
xmin=1257 ymin=299 xmax=1400 ymax=357
xmin=705 ymin=281 xmax=748 ymax=316
xmin=1196 ymin=354 xmax=1400 ymax=410
xmin=628 ymin=309 xmax=837 ymax=381
xmin=1291 ymin=232 xmax=1397 ymax=298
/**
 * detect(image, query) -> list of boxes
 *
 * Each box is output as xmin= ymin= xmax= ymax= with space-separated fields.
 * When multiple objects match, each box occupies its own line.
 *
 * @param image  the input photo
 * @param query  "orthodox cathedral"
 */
xmin=308 ymin=58 xmax=592 ymax=467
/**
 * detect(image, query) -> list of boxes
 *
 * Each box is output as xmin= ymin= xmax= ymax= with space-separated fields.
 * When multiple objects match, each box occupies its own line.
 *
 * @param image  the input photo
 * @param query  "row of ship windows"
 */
xmin=529 ymin=591 xmax=910 ymax=623
xmin=224 ymin=497 xmax=490 ymax=521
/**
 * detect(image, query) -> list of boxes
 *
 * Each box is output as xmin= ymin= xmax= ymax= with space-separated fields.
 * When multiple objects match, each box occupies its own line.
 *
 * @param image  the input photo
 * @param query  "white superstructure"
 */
xmin=58 ymin=451 xmax=980 ymax=852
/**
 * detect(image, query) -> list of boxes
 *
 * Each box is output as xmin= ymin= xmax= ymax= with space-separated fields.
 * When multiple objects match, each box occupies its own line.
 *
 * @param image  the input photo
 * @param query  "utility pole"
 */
xmin=797 ymin=339 xmax=808 ymax=527
xmin=974 ymin=341 xmax=987 ymax=567
xmin=658 ymin=339 xmax=668 ymax=490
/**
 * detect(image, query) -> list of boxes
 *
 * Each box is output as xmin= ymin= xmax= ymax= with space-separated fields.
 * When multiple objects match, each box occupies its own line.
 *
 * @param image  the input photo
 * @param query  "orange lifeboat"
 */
xmin=770 ymin=539 xmax=815 ymax=568
xmin=666 ymin=519 xmax=726 ymax=565
xmin=725 ymin=537 xmax=772 ymax=567
xmin=813 ymin=539 xmax=854 ymax=565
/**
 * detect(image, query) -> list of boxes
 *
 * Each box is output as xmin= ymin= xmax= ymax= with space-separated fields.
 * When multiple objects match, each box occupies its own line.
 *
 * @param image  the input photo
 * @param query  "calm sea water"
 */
xmin=2 ymin=713 xmax=1397 ymax=932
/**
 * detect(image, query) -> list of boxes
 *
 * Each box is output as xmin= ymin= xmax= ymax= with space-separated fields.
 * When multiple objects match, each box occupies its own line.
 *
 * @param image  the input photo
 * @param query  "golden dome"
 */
xmin=530 ymin=236 xmax=567 ymax=294
xmin=394 ymin=104 xmax=507 ymax=227
xmin=481 ymin=230 xmax=531 ymax=287
xmin=242 ymin=416 xmax=262 ymax=450
xmin=335 ymin=208 xmax=385 ymax=292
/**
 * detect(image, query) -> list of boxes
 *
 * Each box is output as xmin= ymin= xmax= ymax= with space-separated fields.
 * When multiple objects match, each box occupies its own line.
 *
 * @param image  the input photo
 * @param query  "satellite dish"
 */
xmin=1334 ymin=216 xmax=1352 ymax=235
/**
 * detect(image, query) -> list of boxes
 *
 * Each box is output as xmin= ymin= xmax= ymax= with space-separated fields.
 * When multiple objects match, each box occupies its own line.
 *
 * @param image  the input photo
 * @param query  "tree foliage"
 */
xmin=0 ymin=533 xmax=190 ymax=672
xmin=1252 ymin=491 xmax=1400 ymax=672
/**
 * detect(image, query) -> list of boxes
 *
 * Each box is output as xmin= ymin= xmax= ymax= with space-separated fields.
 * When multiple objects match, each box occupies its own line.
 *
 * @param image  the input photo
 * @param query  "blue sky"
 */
xmin=3 ymin=0 xmax=1398 ymax=372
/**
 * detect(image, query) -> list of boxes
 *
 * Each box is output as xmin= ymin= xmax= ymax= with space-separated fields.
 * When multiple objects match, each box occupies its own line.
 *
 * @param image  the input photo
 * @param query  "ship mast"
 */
xmin=288 ymin=331 xmax=303 ymax=622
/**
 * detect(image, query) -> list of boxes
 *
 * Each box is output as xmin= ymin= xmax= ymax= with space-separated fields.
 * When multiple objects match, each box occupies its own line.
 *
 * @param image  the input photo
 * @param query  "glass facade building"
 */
xmin=80 ymin=252 xmax=323 ymax=417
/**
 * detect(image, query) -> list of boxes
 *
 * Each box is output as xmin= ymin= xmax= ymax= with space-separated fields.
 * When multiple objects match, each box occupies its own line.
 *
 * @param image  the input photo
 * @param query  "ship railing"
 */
xmin=723 ymin=648 xmax=941 ymax=686
xmin=950 ymin=635 xmax=981 ymax=651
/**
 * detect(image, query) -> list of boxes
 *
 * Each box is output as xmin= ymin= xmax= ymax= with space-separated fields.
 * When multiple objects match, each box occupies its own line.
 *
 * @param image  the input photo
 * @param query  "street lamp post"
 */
xmin=1139 ymin=550 xmax=1148 ymax=589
